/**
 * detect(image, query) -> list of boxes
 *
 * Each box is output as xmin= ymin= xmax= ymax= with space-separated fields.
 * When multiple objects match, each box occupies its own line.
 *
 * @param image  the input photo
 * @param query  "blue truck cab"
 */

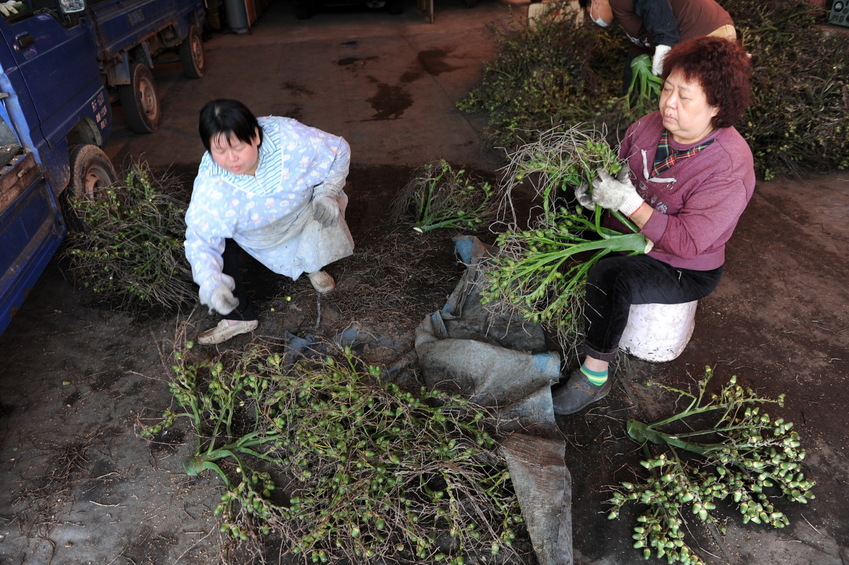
xmin=0 ymin=0 xmax=113 ymax=335
xmin=0 ymin=0 xmax=204 ymax=335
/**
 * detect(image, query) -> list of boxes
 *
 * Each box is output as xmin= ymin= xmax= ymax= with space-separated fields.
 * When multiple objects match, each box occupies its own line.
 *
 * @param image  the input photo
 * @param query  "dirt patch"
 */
xmin=1 ymin=160 xmax=848 ymax=565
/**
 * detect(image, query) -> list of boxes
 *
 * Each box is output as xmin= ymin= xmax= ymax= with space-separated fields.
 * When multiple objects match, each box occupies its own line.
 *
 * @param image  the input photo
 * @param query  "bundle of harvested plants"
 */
xmin=607 ymin=367 xmax=815 ymax=564
xmin=624 ymin=54 xmax=663 ymax=120
xmin=60 ymin=162 xmax=194 ymax=311
xmin=390 ymin=159 xmax=496 ymax=234
xmin=482 ymin=125 xmax=649 ymax=352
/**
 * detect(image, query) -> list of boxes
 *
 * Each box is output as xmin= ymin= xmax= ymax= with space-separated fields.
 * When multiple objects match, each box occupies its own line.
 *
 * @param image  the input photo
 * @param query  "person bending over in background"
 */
xmin=552 ymin=36 xmax=754 ymax=415
xmin=580 ymin=0 xmax=736 ymax=82
xmin=184 ymin=99 xmax=354 ymax=345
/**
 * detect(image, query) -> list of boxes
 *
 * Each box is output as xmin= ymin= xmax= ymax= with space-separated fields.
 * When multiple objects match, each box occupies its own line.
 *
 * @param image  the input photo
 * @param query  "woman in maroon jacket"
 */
xmin=552 ymin=36 xmax=754 ymax=415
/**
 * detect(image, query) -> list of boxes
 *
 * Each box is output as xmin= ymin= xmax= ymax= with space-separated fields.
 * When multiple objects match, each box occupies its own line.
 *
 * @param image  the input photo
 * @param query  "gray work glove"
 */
xmin=313 ymin=195 xmax=340 ymax=228
xmin=573 ymin=182 xmax=595 ymax=210
xmin=591 ymin=167 xmax=644 ymax=216
xmin=199 ymin=275 xmax=239 ymax=315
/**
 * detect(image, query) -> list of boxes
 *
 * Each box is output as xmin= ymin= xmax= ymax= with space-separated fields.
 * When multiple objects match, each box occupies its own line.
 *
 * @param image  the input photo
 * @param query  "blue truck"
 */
xmin=0 ymin=0 xmax=205 ymax=335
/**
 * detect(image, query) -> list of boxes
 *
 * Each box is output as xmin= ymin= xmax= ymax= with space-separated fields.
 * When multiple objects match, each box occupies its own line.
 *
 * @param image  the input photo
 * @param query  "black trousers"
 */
xmin=582 ymin=254 xmax=723 ymax=362
xmin=221 ymin=238 xmax=258 ymax=322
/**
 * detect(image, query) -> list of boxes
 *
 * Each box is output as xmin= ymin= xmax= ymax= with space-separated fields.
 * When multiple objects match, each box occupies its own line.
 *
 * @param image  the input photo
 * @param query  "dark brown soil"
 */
xmin=1 ymin=2 xmax=848 ymax=564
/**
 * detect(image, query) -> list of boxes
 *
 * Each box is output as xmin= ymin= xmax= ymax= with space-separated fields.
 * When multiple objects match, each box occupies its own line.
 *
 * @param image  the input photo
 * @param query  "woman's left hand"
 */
xmin=592 ymin=168 xmax=644 ymax=216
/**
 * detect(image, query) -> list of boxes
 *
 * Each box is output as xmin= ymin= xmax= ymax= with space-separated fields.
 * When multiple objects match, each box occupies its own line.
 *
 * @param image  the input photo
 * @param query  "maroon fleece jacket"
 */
xmin=609 ymin=111 xmax=756 ymax=271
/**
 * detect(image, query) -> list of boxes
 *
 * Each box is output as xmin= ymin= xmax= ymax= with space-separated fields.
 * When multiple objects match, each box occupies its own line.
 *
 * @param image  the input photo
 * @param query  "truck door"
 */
xmin=0 ymin=102 xmax=65 ymax=336
xmin=0 ymin=5 xmax=109 ymax=154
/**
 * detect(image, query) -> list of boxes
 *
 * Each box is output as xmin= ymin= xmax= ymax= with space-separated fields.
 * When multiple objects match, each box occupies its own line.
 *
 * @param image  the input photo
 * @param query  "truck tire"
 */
xmin=118 ymin=63 xmax=161 ymax=134
xmin=179 ymin=25 xmax=205 ymax=79
xmin=68 ymin=144 xmax=118 ymax=200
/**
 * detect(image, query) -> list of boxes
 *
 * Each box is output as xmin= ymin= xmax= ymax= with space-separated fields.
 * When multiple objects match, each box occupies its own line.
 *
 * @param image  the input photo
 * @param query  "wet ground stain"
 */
xmin=366 ymin=77 xmax=412 ymax=120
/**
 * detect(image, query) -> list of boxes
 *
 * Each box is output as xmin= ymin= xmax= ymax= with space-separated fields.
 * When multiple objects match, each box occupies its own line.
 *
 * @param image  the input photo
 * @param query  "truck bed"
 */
xmin=88 ymin=0 xmax=201 ymax=60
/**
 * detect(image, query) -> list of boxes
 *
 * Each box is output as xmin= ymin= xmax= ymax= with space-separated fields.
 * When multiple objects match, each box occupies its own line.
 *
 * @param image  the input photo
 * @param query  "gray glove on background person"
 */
xmin=313 ymin=195 xmax=340 ymax=227
xmin=652 ymin=44 xmax=672 ymax=76
xmin=591 ymin=168 xmax=644 ymax=216
xmin=199 ymin=274 xmax=239 ymax=315
xmin=0 ymin=1 xmax=20 ymax=16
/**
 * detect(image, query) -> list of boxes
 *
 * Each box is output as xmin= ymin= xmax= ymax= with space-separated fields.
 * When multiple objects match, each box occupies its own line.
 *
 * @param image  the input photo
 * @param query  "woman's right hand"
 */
xmin=199 ymin=275 xmax=239 ymax=315
xmin=313 ymin=196 xmax=340 ymax=227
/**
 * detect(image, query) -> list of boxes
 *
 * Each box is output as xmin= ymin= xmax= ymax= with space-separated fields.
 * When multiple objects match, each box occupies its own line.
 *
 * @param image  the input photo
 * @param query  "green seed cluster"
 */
xmin=61 ymin=163 xmax=194 ymax=310
xmin=142 ymin=344 xmax=524 ymax=564
xmin=606 ymin=368 xmax=815 ymax=564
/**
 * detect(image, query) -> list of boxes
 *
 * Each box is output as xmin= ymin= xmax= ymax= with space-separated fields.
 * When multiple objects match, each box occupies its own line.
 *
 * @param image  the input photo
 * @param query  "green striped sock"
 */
xmin=580 ymin=365 xmax=608 ymax=387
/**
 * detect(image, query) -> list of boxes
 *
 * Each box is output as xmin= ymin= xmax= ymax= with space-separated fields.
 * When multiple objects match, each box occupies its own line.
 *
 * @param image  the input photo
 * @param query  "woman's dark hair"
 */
xmin=661 ymin=36 xmax=752 ymax=129
xmin=198 ymin=99 xmax=263 ymax=152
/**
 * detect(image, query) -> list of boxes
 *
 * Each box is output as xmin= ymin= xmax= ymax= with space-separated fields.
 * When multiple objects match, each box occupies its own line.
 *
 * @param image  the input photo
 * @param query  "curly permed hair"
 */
xmin=661 ymin=36 xmax=752 ymax=129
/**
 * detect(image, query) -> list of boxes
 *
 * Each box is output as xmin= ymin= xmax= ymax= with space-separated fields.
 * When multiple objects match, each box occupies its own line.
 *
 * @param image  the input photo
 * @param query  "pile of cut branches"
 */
xmin=390 ymin=159 xmax=497 ymax=234
xmin=729 ymin=0 xmax=849 ymax=179
xmin=456 ymin=5 xmax=627 ymax=151
xmin=142 ymin=342 xmax=527 ymax=564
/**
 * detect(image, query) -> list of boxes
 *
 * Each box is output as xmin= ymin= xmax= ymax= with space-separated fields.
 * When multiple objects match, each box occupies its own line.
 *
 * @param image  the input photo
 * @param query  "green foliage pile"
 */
xmin=456 ymin=8 xmax=628 ymax=150
xmin=730 ymin=0 xmax=849 ymax=179
xmin=143 ymin=344 xmax=525 ymax=564
xmin=458 ymin=0 xmax=849 ymax=180
xmin=607 ymin=367 xmax=815 ymax=564
xmin=60 ymin=163 xmax=194 ymax=311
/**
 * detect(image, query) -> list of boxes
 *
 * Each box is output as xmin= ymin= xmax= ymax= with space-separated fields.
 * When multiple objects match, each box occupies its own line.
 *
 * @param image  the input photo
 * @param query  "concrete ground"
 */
xmin=105 ymin=0 xmax=510 ymax=172
xmin=1 ymin=0 xmax=848 ymax=564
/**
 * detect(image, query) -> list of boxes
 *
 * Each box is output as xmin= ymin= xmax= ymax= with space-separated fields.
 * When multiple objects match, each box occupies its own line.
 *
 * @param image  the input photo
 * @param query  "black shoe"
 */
xmin=552 ymin=368 xmax=612 ymax=415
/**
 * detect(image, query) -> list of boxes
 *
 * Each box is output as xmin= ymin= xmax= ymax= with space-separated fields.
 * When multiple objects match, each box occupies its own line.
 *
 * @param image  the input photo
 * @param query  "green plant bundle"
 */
xmin=482 ymin=125 xmax=647 ymax=349
xmin=143 ymin=344 xmax=524 ymax=564
xmin=390 ymin=159 xmax=496 ymax=233
xmin=606 ymin=367 xmax=815 ymax=564
xmin=625 ymin=54 xmax=663 ymax=120
xmin=61 ymin=163 xmax=194 ymax=311
xmin=481 ymin=207 xmax=647 ymax=337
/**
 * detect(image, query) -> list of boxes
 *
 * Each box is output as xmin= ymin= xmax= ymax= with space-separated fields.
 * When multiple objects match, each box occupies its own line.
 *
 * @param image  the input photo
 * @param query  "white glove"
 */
xmin=0 ymin=1 xmax=20 ymax=16
xmin=591 ymin=168 xmax=644 ymax=216
xmin=652 ymin=44 xmax=672 ymax=76
xmin=573 ymin=182 xmax=594 ymax=210
xmin=313 ymin=196 xmax=340 ymax=228
xmin=199 ymin=275 xmax=239 ymax=315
